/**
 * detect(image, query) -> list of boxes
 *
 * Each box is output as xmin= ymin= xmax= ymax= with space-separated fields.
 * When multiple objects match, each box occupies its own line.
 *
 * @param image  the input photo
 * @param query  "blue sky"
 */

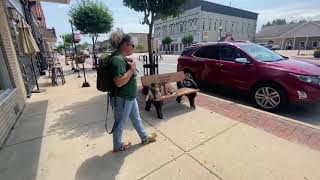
xmin=42 ymin=0 xmax=320 ymax=44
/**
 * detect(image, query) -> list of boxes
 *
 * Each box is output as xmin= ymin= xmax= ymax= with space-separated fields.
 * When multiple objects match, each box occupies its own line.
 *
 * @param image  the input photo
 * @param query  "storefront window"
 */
xmin=0 ymin=48 xmax=13 ymax=94
xmin=7 ymin=0 xmax=25 ymax=19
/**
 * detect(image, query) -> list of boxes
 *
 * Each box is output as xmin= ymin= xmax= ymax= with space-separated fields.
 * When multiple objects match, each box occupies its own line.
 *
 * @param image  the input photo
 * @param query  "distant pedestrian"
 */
xmin=109 ymin=29 xmax=157 ymax=152
xmin=223 ymin=32 xmax=235 ymax=42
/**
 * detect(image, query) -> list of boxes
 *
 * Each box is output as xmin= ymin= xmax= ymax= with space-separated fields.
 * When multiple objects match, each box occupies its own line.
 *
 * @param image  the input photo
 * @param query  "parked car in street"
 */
xmin=257 ymin=42 xmax=280 ymax=51
xmin=272 ymin=44 xmax=280 ymax=50
xmin=257 ymin=43 xmax=272 ymax=49
xmin=178 ymin=42 xmax=320 ymax=111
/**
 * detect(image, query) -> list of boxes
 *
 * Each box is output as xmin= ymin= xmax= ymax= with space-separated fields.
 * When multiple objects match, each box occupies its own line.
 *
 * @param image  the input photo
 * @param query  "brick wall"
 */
xmin=0 ymin=0 xmax=27 ymax=146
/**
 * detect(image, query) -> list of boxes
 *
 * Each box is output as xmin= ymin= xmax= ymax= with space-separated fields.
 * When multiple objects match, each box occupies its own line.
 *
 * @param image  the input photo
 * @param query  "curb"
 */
xmin=199 ymin=92 xmax=320 ymax=131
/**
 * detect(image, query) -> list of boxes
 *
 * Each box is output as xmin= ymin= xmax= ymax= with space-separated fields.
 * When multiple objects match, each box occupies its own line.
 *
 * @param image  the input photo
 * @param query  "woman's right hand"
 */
xmin=128 ymin=61 xmax=136 ymax=71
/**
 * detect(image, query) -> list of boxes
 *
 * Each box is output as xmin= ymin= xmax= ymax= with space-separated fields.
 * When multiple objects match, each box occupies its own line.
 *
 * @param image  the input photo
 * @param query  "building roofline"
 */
xmin=257 ymin=21 xmax=320 ymax=39
xmin=280 ymin=22 xmax=310 ymax=38
xmin=200 ymin=0 xmax=258 ymax=20
xmin=155 ymin=0 xmax=258 ymax=21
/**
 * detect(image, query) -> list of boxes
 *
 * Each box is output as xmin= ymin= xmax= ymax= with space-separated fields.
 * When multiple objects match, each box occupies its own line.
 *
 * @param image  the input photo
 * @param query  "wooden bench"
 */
xmin=141 ymin=71 xmax=199 ymax=119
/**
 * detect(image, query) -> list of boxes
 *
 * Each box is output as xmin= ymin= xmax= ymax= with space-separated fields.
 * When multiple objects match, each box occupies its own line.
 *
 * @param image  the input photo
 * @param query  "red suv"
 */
xmin=177 ymin=42 xmax=320 ymax=111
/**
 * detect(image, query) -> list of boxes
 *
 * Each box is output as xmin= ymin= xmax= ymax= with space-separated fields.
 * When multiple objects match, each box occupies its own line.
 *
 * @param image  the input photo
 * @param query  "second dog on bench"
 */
xmin=146 ymin=82 xmax=177 ymax=100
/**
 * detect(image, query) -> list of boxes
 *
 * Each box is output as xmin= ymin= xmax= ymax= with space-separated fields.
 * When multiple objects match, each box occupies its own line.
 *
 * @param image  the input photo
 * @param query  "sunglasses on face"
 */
xmin=127 ymin=43 xmax=135 ymax=48
xmin=127 ymin=43 xmax=134 ymax=48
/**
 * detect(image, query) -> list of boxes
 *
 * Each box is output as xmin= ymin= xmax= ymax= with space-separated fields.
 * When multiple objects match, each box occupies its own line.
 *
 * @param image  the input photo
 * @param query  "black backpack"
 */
xmin=97 ymin=51 xmax=120 ymax=134
xmin=96 ymin=52 xmax=117 ymax=93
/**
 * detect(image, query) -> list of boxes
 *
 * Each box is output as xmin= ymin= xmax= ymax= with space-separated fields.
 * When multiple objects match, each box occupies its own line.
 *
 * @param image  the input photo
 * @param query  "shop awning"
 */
xmin=17 ymin=18 xmax=40 ymax=56
xmin=33 ymin=0 xmax=70 ymax=4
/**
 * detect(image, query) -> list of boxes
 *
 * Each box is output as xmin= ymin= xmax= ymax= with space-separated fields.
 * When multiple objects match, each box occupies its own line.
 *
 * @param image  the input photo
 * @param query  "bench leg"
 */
xmin=153 ymin=101 xmax=164 ymax=119
xmin=176 ymin=96 xmax=182 ymax=103
xmin=142 ymin=86 xmax=149 ymax=95
xmin=186 ymin=93 xmax=197 ymax=109
xmin=145 ymin=100 xmax=152 ymax=111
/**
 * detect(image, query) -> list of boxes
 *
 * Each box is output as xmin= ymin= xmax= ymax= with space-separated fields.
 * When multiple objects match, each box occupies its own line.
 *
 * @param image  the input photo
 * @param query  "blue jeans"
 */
xmin=111 ymin=96 xmax=148 ymax=150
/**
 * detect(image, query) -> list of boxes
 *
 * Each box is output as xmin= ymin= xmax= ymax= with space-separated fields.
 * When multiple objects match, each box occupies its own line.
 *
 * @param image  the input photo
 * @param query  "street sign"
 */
xmin=74 ymin=32 xmax=81 ymax=43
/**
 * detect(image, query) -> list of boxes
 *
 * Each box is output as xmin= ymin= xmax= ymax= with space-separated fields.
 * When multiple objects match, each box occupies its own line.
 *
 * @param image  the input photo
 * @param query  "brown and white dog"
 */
xmin=146 ymin=82 xmax=177 ymax=101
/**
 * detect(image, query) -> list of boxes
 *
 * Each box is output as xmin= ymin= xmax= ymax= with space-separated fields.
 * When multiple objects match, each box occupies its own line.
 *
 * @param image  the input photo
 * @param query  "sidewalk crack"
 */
xmin=138 ymin=153 xmax=185 ymax=180
xmin=188 ymin=122 xmax=241 ymax=152
xmin=141 ymin=118 xmax=186 ymax=153
xmin=187 ymin=153 xmax=223 ymax=180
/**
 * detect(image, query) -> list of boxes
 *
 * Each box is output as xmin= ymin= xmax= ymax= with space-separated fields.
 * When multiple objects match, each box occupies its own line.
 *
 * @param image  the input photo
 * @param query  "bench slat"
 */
xmin=149 ymin=88 xmax=199 ymax=101
xmin=141 ymin=72 xmax=185 ymax=86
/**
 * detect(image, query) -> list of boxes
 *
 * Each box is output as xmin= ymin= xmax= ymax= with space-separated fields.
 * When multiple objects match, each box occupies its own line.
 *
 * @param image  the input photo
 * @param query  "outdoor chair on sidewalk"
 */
xmin=48 ymin=57 xmax=65 ymax=86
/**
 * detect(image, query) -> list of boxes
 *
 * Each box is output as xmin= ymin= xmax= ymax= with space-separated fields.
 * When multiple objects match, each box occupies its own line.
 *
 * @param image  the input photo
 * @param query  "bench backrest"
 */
xmin=141 ymin=71 xmax=185 ymax=86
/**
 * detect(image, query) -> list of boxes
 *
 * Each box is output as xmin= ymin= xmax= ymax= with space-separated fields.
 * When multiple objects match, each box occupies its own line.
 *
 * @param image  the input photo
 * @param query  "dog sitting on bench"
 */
xmin=146 ymin=82 xmax=177 ymax=100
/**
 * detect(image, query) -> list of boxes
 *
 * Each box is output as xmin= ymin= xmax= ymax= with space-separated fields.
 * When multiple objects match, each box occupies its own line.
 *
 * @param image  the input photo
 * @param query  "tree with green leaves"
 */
xmin=262 ymin=18 xmax=287 ymax=28
xmin=162 ymin=36 xmax=173 ymax=54
xmin=62 ymin=33 xmax=73 ymax=45
xmin=56 ymin=44 xmax=65 ymax=53
xmin=61 ymin=33 xmax=73 ymax=55
xmin=182 ymin=34 xmax=193 ymax=47
xmin=69 ymin=0 xmax=113 ymax=69
xmin=76 ymin=42 xmax=90 ymax=51
xmin=136 ymin=44 xmax=144 ymax=53
xmin=123 ymin=0 xmax=190 ymax=74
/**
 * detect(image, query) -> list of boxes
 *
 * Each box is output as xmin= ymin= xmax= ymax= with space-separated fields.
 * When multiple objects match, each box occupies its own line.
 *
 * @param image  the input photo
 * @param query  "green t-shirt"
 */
xmin=110 ymin=54 xmax=137 ymax=100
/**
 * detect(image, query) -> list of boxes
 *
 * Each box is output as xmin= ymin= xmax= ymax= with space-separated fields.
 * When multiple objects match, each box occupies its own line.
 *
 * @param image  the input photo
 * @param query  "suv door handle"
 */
xmin=216 ymin=63 xmax=224 ymax=67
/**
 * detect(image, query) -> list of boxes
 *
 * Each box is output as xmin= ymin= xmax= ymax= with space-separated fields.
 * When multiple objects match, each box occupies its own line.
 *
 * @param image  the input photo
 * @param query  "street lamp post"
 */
xmin=219 ymin=26 xmax=223 ymax=41
xmin=69 ymin=19 xmax=80 ymax=76
xmin=69 ymin=18 xmax=90 ymax=88
xmin=60 ymin=35 xmax=69 ymax=66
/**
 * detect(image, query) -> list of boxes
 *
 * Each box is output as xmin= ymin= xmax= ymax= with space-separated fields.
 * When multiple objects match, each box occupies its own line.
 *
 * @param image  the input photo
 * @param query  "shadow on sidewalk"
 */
xmin=75 ymin=144 xmax=140 ymax=180
xmin=47 ymin=94 xmax=136 ymax=141
xmin=0 ymin=100 xmax=48 ymax=180
xmin=136 ymin=91 xmax=197 ymax=123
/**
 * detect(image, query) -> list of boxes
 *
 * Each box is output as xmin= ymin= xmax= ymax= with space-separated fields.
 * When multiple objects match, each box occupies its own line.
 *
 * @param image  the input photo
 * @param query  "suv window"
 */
xmin=193 ymin=46 xmax=219 ymax=60
xmin=220 ymin=46 xmax=244 ymax=62
xmin=181 ymin=47 xmax=195 ymax=56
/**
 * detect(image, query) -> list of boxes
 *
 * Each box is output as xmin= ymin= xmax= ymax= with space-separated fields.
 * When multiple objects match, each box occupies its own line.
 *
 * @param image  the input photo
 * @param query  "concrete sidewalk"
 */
xmin=1 ymin=60 xmax=320 ymax=180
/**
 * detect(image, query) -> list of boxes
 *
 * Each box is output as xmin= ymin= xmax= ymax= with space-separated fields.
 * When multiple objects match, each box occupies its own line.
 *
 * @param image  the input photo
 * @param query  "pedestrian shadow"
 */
xmin=136 ymin=88 xmax=197 ymax=118
xmin=47 ymin=94 xmax=135 ymax=141
xmin=74 ymin=144 xmax=140 ymax=180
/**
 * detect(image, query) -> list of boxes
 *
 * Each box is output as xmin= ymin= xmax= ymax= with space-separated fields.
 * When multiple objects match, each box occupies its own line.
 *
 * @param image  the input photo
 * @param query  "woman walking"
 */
xmin=109 ymin=29 xmax=157 ymax=152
